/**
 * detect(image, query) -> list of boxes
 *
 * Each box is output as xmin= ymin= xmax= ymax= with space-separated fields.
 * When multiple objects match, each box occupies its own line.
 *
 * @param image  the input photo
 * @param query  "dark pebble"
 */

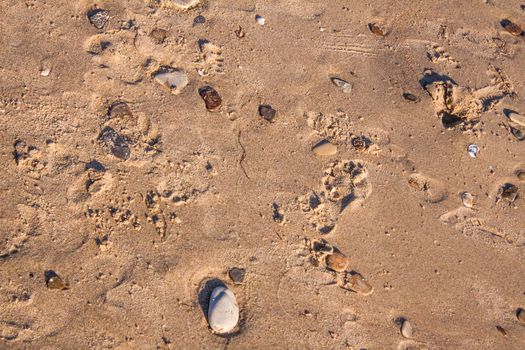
xmin=228 ymin=268 xmax=246 ymax=284
xmin=87 ymin=9 xmax=109 ymax=29
xmin=402 ymin=92 xmax=420 ymax=102
xmin=194 ymin=15 xmax=206 ymax=24
xmin=500 ymin=19 xmax=523 ymax=36
xmin=511 ymin=126 xmax=525 ymax=141
xmin=45 ymin=270 xmax=68 ymax=290
xmin=258 ymin=104 xmax=276 ymax=122
xmin=99 ymin=126 xmax=131 ymax=160
xmin=198 ymin=86 xmax=222 ymax=111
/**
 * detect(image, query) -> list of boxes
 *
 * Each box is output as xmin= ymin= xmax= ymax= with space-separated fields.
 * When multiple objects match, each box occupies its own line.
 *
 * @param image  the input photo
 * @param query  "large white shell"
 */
xmin=153 ymin=68 xmax=188 ymax=94
xmin=207 ymin=286 xmax=239 ymax=334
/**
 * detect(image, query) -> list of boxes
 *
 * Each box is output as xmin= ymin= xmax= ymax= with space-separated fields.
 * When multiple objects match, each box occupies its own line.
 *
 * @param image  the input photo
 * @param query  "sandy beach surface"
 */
xmin=1 ymin=0 xmax=525 ymax=349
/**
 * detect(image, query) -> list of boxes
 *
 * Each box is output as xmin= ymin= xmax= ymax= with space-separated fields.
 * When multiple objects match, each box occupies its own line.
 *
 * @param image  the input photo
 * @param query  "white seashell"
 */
xmin=400 ymin=319 xmax=413 ymax=338
xmin=255 ymin=15 xmax=265 ymax=26
xmin=207 ymin=286 xmax=239 ymax=334
xmin=460 ymin=192 xmax=476 ymax=208
xmin=330 ymin=77 xmax=352 ymax=93
xmin=467 ymin=144 xmax=479 ymax=158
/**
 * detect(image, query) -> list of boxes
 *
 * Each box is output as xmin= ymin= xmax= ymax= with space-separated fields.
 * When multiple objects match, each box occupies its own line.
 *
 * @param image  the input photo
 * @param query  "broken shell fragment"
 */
xmin=460 ymin=192 xmax=476 ymax=208
xmin=467 ymin=144 xmax=479 ymax=158
xmin=207 ymin=286 xmax=239 ymax=334
xmin=312 ymin=140 xmax=337 ymax=156
xmin=199 ymin=86 xmax=222 ymax=111
xmin=342 ymin=271 xmax=373 ymax=295
xmin=325 ymin=250 xmax=349 ymax=272
xmin=171 ymin=0 xmax=200 ymax=10
xmin=153 ymin=67 xmax=189 ymax=94
xmin=330 ymin=77 xmax=352 ymax=93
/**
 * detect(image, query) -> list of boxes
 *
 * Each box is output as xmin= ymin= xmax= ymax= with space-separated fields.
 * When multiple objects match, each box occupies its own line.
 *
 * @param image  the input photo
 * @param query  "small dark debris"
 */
xmin=258 ymin=104 xmax=276 ymax=122
xmin=500 ymin=19 xmax=523 ymax=36
xmin=368 ymin=23 xmax=385 ymax=36
xmin=235 ymin=26 xmax=245 ymax=38
xmin=98 ymin=126 xmax=131 ymax=160
xmin=228 ymin=267 xmax=246 ymax=284
xmin=150 ymin=28 xmax=168 ymax=44
xmin=402 ymin=92 xmax=420 ymax=102
xmin=194 ymin=15 xmax=206 ymax=24
xmin=13 ymin=140 xmax=29 ymax=164
xmin=85 ymin=160 xmax=106 ymax=172
xmin=272 ymin=203 xmax=284 ymax=224
xmin=498 ymin=183 xmax=519 ymax=203
xmin=496 ymin=325 xmax=507 ymax=337
xmin=198 ymin=86 xmax=222 ymax=111
xmin=351 ymin=136 xmax=370 ymax=151
xmin=87 ymin=9 xmax=109 ymax=29
xmin=45 ymin=270 xmax=68 ymax=290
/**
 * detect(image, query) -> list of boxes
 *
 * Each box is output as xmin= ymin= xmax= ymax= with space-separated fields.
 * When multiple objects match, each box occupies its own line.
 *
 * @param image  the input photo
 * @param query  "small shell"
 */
xmin=508 ymin=111 xmax=525 ymax=127
xmin=342 ymin=272 xmax=373 ymax=295
xmin=460 ymin=192 xmax=476 ymax=208
xmin=207 ymin=286 xmax=239 ymax=334
xmin=255 ymin=15 xmax=265 ymax=26
xmin=517 ymin=308 xmax=525 ymax=323
xmin=153 ymin=67 xmax=189 ymax=94
xmin=467 ymin=144 xmax=479 ymax=158
xmin=500 ymin=19 xmax=523 ymax=36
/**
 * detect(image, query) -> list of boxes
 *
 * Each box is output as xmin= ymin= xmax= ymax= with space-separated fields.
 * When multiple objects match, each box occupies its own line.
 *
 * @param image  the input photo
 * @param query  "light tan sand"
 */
xmin=1 ymin=0 xmax=525 ymax=349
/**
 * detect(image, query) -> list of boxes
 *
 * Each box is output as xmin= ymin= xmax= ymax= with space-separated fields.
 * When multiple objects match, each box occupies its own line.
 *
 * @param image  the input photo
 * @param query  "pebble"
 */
xmin=325 ymin=250 xmax=349 ymax=272
xmin=258 ymin=104 xmax=276 ymax=122
xmin=150 ymin=28 xmax=168 ymax=44
xmin=330 ymin=77 xmax=352 ymax=93
xmin=402 ymin=92 xmax=420 ymax=102
xmin=194 ymin=15 xmax=206 ymax=24
xmin=500 ymin=19 xmax=523 ymax=36
xmin=312 ymin=140 xmax=337 ymax=156
xmin=508 ymin=111 xmax=525 ymax=127
xmin=172 ymin=0 xmax=200 ymax=9
xmin=199 ymin=86 xmax=222 ymax=111
xmin=87 ymin=9 xmax=109 ymax=29
xmin=99 ymin=127 xmax=131 ymax=160
xmin=255 ymin=15 xmax=265 ymax=26
xmin=207 ymin=286 xmax=239 ymax=334
xmin=400 ymin=319 xmax=414 ymax=338
xmin=467 ymin=144 xmax=479 ymax=158
xmin=517 ymin=308 xmax=525 ymax=323
xmin=460 ymin=192 xmax=476 ymax=208
xmin=153 ymin=67 xmax=188 ymax=94
xmin=343 ymin=272 xmax=373 ymax=295
xmin=511 ymin=126 xmax=525 ymax=141
xmin=40 ymin=68 xmax=51 ymax=77
xmin=108 ymin=102 xmax=132 ymax=119
xmin=228 ymin=268 xmax=246 ymax=284
xmin=351 ymin=136 xmax=369 ymax=151
xmin=45 ymin=271 xmax=67 ymax=290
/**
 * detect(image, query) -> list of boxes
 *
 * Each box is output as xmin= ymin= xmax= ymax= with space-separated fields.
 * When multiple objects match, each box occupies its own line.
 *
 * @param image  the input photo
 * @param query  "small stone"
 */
xmin=255 ymin=15 xmax=265 ymax=26
xmin=45 ymin=270 xmax=67 ymax=290
xmin=467 ymin=144 xmax=479 ymax=158
xmin=258 ymin=105 xmax=276 ymax=122
xmin=207 ymin=286 xmax=239 ymax=334
xmin=312 ymin=140 xmax=337 ymax=156
xmin=153 ymin=67 xmax=188 ymax=94
xmin=500 ymin=19 xmax=523 ymax=36
xmin=402 ymin=92 xmax=420 ymax=102
xmin=172 ymin=0 xmax=200 ymax=9
xmin=228 ymin=268 xmax=246 ymax=284
xmin=199 ymin=86 xmax=222 ymax=111
xmin=400 ymin=319 xmax=414 ymax=339
xmin=108 ymin=102 xmax=132 ymax=119
xmin=517 ymin=308 xmax=525 ymax=323
xmin=194 ymin=15 xmax=206 ymax=24
xmin=516 ymin=170 xmax=525 ymax=182
xmin=99 ymin=126 xmax=131 ymax=160
xmin=150 ymin=28 xmax=168 ymax=44
xmin=511 ymin=126 xmax=525 ymax=141
xmin=460 ymin=192 xmax=476 ymax=208
xmin=368 ymin=22 xmax=386 ymax=36
xmin=330 ymin=77 xmax=352 ymax=93
xmin=325 ymin=250 xmax=349 ymax=272
xmin=342 ymin=271 xmax=373 ymax=295
xmin=87 ymin=9 xmax=109 ymax=29
xmin=40 ymin=68 xmax=51 ymax=77
xmin=508 ymin=111 xmax=525 ymax=127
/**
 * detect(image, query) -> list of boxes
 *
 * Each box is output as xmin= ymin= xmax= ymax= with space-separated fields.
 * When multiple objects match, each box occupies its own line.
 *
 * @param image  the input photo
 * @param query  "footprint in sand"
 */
xmin=299 ymin=160 xmax=371 ymax=234
xmin=439 ymin=206 xmax=505 ymax=244
xmin=407 ymin=173 xmax=447 ymax=204
xmin=195 ymin=40 xmax=225 ymax=76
